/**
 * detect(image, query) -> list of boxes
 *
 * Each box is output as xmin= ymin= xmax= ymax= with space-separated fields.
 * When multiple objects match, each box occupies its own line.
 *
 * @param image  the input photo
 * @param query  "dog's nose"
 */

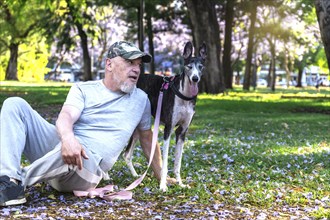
xmin=192 ymin=75 xmax=199 ymax=82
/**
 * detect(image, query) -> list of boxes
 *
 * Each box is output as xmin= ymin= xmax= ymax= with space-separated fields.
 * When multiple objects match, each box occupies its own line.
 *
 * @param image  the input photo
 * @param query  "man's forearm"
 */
xmin=56 ymin=111 xmax=75 ymax=141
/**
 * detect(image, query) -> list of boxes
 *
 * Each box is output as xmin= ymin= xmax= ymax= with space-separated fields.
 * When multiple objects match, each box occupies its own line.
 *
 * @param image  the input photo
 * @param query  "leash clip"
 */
xmin=161 ymin=76 xmax=173 ymax=91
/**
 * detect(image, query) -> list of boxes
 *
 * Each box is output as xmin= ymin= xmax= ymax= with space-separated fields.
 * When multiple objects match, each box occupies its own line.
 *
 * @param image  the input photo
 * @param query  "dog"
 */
xmin=124 ymin=41 xmax=207 ymax=191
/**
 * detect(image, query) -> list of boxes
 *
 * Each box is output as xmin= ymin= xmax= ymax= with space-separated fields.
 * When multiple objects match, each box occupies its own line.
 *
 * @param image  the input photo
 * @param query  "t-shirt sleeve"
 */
xmin=137 ymin=98 xmax=151 ymax=131
xmin=63 ymin=83 xmax=85 ymax=111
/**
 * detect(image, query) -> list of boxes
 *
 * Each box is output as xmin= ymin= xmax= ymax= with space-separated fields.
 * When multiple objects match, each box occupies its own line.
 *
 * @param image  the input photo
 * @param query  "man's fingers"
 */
xmin=76 ymin=156 xmax=83 ymax=170
xmin=81 ymin=149 xmax=89 ymax=160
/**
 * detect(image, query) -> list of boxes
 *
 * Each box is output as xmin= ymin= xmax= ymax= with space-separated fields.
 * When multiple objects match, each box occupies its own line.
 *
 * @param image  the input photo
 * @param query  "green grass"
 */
xmin=1 ymin=81 xmax=329 ymax=218
xmin=110 ymin=87 xmax=330 ymax=218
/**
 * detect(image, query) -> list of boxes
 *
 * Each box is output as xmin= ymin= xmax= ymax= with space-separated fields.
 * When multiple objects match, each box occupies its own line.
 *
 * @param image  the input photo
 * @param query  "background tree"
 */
xmin=48 ymin=0 xmax=101 ymax=81
xmin=223 ymin=0 xmax=235 ymax=89
xmin=1 ymin=0 xmax=327 ymax=89
xmin=242 ymin=1 xmax=257 ymax=91
xmin=0 ymin=0 xmax=50 ymax=80
xmin=315 ymin=0 xmax=330 ymax=72
xmin=185 ymin=0 xmax=224 ymax=93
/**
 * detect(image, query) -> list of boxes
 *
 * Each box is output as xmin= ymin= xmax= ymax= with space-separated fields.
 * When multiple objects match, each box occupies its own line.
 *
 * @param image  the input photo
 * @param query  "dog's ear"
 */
xmin=199 ymin=42 xmax=207 ymax=61
xmin=183 ymin=42 xmax=193 ymax=60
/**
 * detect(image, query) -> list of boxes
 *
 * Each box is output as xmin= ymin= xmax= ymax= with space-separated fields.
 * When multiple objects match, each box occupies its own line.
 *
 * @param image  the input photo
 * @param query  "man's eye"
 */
xmin=126 ymin=59 xmax=133 ymax=64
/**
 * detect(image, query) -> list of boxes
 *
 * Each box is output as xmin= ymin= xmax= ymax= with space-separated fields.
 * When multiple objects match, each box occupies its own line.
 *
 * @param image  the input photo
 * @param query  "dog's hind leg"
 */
xmin=174 ymin=125 xmax=189 ymax=188
xmin=123 ymin=130 xmax=140 ymax=177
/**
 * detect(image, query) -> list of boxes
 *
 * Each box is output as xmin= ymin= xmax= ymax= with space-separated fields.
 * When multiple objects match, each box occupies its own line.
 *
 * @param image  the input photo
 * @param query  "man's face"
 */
xmin=106 ymin=56 xmax=142 ymax=93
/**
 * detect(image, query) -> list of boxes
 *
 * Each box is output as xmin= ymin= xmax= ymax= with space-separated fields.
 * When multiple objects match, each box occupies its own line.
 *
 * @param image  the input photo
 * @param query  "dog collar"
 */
xmin=169 ymin=82 xmax=197 ymax=101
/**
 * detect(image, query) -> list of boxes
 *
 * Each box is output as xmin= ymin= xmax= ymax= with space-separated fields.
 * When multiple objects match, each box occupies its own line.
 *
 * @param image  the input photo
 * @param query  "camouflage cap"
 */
xmin=107 ymin=41 xmax=152 ymax=63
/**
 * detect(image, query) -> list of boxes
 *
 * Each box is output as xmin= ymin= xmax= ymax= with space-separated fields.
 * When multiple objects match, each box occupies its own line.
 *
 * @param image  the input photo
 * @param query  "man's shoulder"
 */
xmin=75 ymin=80 xmax=102 ymax=87
xmin=74 ymin=80 xmax=103 ymax=92
xmin=134 ymin=87 xmax=148 ymax=99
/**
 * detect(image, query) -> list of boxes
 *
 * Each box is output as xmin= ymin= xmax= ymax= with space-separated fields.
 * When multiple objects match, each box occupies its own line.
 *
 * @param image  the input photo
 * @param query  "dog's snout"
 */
xmin=192 ymin=75 xmax=199 ymax=82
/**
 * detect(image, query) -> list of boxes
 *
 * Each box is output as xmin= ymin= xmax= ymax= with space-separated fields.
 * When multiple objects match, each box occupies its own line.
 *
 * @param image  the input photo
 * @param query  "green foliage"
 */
xmin=17 ymin=35 xmax=50 ymax=82
xmin=0 ymin=51 xmax=9 ymax=81
xmin=0 ymin=35 xmax=50 ymax=82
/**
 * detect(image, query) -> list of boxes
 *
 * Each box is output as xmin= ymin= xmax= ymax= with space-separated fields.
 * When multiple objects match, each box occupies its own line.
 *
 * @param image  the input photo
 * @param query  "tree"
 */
xmin=315 ymin=0 xmax=330 ymax=72
xmin=49 ymin=0 xmax=98 ymax=81
xmin=242 ymin=1 xmax=257 ymax=91
xmin=185 ymin=0 xmax=224 ymax=93
xmin=223 ymin=0 xmax=235 ymax=89
xmin=0 ymin=0 xmax=50 ymax=80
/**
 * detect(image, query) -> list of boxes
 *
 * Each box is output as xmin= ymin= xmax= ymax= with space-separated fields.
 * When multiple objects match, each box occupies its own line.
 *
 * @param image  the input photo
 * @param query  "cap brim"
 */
xmin=121 ymin=53 xmax=152 ymax=63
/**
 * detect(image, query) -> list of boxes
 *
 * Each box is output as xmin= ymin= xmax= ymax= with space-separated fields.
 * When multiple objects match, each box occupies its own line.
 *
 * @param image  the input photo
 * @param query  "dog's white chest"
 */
xmin=172 ymin=97 xmax=195 ymax=127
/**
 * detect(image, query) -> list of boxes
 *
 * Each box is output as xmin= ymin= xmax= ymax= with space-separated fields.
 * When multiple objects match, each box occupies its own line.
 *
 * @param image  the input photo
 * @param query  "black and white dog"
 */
xmin=124 ymin=42 xmax=207 ymax=191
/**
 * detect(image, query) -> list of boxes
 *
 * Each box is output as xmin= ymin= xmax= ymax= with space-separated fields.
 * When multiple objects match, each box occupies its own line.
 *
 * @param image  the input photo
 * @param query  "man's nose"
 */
xmin=132 ymin=64 xmax=141 ymax=73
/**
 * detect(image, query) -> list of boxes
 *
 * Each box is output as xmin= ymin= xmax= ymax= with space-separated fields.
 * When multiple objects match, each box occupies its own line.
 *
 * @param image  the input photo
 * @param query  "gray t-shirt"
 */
xmin=64 ymin=80 xmax=151 ymax=171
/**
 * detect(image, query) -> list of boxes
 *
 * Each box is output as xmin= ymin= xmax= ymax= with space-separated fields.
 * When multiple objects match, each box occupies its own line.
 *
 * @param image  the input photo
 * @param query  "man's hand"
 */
xmin=61 ymin=134 xmax=89 ymax=170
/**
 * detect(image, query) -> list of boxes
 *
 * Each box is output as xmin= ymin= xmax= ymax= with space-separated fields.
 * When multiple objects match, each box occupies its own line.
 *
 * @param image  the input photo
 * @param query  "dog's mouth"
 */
xmin=189 ymin=79 xmax=199 ymax=96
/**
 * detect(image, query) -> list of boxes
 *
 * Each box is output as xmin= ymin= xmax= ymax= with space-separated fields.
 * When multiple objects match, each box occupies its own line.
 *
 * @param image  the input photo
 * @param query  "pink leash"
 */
xmin=73 ymin=81 xmax=168 ymax=201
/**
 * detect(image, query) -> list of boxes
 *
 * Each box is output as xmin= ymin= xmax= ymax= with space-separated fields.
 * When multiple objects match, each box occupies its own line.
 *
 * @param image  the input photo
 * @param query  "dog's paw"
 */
xmin=166 ymin=177 xmax=177 ymax=185
xmin=160 ymin=184 xmax=168 ymax=192
xmin=179 ymin=183 xmax=191 ymax=189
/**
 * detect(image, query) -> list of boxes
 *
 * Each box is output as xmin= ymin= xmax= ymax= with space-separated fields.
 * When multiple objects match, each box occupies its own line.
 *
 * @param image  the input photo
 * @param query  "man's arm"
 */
xmin=56 ymin=105 xmax=88 ymax=170
xmin=138 ymin=128 xmax=162 ymax=181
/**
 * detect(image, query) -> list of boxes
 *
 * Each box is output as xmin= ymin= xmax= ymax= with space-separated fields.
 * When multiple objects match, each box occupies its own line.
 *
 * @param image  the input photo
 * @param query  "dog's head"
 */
xmin=181 ymin=42 xmax=206 ymax=96
xmin=182 ymin=42 xmax=207 ymax=83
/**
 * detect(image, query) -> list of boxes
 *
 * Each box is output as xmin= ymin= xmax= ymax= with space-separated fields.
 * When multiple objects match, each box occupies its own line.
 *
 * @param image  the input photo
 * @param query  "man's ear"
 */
xmin=106 ymin=58 xmax=112 ymax=70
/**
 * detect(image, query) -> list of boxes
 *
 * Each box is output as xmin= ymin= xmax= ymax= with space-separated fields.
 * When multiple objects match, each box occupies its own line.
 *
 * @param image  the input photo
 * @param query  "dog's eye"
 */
xmin=198 ymin=64 xmax=204 ymax=70
xmin=185 ymin=65 xmax=192 ymax=70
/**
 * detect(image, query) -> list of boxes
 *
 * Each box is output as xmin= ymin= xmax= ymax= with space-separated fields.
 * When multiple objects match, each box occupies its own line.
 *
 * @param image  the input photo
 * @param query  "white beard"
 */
xmin=120 ymin=82 xmax=135 ymax=93
xmin=112 ymin=73 xmax=135 ymax=93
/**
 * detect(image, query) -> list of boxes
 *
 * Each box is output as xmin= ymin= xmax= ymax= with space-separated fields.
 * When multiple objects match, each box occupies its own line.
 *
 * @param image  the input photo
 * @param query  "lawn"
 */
xmin=0 ymin=81 xmax=329 ymax=219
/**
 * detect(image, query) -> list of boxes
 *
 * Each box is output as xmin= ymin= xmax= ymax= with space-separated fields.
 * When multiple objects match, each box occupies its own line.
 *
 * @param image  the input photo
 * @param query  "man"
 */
xmin=0 ymin=41 xmax=163 ymax=206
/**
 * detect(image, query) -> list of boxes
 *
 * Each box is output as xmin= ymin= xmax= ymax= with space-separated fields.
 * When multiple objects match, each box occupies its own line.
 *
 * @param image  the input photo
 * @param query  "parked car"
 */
xmin=257 ymin=79 xmax=267 ymax=86
xmin=45 ymin=61 xmax=83 ymax=82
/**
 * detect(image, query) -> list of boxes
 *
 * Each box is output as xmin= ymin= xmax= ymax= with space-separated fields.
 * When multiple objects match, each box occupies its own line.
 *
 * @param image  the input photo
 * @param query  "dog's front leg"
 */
xmin=174 ymin=141 xmax=184 ymax=186
xmin=160 ymin=137 xmax=171 ymax=192
xmin=174 ymin=126 xmax=189 ymax=188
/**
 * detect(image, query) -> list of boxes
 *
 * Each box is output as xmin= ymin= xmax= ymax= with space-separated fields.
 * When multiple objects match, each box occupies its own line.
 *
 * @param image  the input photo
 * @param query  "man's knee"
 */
xmin=3 ymin=97 xmax=29 ymax=110
xmin=2 ymin=97 xmax=32 ymax=117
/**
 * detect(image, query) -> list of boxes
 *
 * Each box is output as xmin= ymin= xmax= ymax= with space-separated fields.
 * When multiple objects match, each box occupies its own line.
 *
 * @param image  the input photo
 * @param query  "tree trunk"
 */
xmin=296 ymin=64 xmax=303 ymax=87
xmin=267 ymin=60 xmax=272 ymax=87
xmin=223 ymin=0 xmax=234 ymax=89
xmin=243 ymin=3 xmax=257 ymax=91
xmin=185 ymin=0 xmax=224 ymax=94
xmin=76 ymin=23 xmax=92 ymax=81
xmin=251 ymin=63 xmax=257 ymax=90
xmin=315 ymin=0 xmax=330 ymax=72
xmin=270 ymin=41 xmax=276 ymax=91
xmin=284 ymin=47 xmax=291 ymax=88
xmin=146 ymin=14 xmax=155 ymax=75
xmin=138 ymin=0 xmax=145 ymax=75
xmin=252 ymin=52 xmax=260 ymax=90
xmin=5 ymin=42 xmax=19 ymax=80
